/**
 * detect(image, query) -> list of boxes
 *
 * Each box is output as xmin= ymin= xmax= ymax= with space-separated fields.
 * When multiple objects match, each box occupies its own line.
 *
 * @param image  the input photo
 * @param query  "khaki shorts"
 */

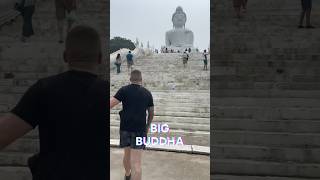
xmin=55 ymin=0 xmax=76 ymax=20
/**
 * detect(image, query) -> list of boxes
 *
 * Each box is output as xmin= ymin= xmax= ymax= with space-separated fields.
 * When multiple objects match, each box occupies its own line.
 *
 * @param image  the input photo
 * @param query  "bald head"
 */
xmin=64 ymin=25 xmax=102 ymax=66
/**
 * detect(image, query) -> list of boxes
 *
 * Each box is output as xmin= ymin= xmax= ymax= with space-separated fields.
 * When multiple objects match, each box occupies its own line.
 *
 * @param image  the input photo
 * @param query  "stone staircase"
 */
xmin=110 ymin=52 xmax=210 ymax=147
xmin=0 ymin=0 xmax=107 ymax=179
xmin=212 ymin=0 xmax=320 ymax=178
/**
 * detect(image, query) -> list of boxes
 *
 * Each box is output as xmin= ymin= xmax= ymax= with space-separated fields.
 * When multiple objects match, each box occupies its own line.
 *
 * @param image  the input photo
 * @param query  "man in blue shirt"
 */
xmin=126 ymin=51 xmax=134 ymax=73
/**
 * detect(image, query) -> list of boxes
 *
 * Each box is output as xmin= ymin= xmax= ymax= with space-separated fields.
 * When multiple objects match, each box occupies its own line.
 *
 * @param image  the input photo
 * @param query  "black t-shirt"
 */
xmin=114 ymin=84 xmax=153 ymax=132
xmin=11 ymin=70 xmax=109 ymax=180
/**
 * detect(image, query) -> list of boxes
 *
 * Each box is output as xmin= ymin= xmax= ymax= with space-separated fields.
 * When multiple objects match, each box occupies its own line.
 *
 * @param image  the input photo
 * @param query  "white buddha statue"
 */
xmin=165 ymin=6 xmax=194 ymax=50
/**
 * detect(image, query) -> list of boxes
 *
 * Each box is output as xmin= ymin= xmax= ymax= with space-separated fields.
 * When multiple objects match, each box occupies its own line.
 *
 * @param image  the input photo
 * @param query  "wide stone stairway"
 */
xmin=110 ymin=52 xmax=210 ymax=147
xmin=0 ymin=0 xmax=107 ymax=179
xmin=212 ymin=0 xmax=320 ymax=179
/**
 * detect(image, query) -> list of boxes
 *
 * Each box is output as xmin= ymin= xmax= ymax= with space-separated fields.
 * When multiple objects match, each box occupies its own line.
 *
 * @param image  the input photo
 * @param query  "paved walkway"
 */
xmin=110 ymin=148 xmax=210 ymax=180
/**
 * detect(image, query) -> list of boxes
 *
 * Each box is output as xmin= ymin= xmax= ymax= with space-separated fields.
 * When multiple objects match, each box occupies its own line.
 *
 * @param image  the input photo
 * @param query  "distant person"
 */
xmin=188 ymin=48 xmax=191 ymax=53
xmin=299 ymin=0 xmax=314 ymax=28
xmin=233 ymin=0 xmax=247 ymax=18
xmin=182 ymin=51 xmax=189 ymax=68
xmin=242 ymin=0 xmax=248 ymax=13
xmin=0 ymin=25 xmax=108 ymax=179
xmin=115 ymin=53 xmax=122 ymax=74
xmin=55 ymin=0 xmax=77 ymax=43
xmin=203 ymin=50 xmax=209 ymax=71
xmin=15 ymin=0 xmax=36 ymax=42
xmin=126 ymin=51 xmax=134 ymax=73
xmin=110 ymin=70 xmax=154 ymax=180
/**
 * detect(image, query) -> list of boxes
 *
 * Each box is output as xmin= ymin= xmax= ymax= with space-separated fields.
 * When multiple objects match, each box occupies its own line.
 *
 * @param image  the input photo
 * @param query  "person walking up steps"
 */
xmin=55 ymin=0 xmax=77 ymax=43
xmin=299 ymin=0 xmax=315 ymax=28
xmin=126 ymin=51 xmax=134 ymax=73
xmin=115 ymin=53 xmax=122 ymax=74
xmin=110 ymin=70 xmax=154 ymax=180
xmin=182 ymin=50 xmax=189 ymax=68
xmin=233 ymin=0 xmax=248 ymax=18
xmin=15 ymin=0 xmax=36 ymax=42
xmin=203 ymin=49 xmax=209 ymax=71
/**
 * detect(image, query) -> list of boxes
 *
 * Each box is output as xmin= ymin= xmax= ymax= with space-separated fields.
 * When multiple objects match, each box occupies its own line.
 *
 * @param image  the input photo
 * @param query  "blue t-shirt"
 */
xmin=126 ymin=53 xmax=133 ymax=61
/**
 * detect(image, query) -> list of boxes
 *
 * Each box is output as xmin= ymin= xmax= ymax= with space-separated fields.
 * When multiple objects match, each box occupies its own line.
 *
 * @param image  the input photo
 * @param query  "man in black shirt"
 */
xmin=0 ymin=25 xmax=109 ymax=179
xmin=110 ymin=70 xmax=154 ymax=180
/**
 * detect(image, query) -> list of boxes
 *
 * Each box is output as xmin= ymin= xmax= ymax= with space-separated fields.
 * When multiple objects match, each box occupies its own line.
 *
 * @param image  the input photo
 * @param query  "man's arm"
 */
xmin=110 ymin=97 xmax=120 ymax=109
xmin=0 ymin=113 xmax=33 ymax=150
xmin=146 ymin=106 xmax=154 ymax=133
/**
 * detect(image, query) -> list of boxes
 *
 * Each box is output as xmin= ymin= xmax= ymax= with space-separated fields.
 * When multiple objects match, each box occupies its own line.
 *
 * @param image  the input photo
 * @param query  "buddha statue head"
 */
xmin=172 ymin=6 xmax=187 ymax=29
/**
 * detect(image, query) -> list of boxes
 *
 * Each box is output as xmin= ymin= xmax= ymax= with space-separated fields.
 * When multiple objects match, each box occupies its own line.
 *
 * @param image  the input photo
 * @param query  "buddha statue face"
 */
xmin=172 ymin=6 xmax=187 ymax=29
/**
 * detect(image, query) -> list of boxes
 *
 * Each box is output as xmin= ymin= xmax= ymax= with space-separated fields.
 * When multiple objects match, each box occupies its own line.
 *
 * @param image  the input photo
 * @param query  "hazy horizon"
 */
xmin=110 ymin=0 xmax=210 ymax=51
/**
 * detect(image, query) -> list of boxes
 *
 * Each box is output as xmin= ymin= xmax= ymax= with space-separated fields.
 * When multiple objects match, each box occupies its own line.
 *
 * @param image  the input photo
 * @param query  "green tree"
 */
xmin=110 ymin=37 xmax=135 ymax=53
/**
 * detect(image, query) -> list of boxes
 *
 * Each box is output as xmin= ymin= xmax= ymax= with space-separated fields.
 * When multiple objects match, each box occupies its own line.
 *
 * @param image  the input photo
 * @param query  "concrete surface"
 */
xmin=110 ymin=148 xmax=210 ymax=180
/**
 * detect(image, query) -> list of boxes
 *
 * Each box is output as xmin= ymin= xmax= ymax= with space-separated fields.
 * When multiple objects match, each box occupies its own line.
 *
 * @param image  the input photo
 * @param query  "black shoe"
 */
xmin=124 ymin=174 xmax=131 ymax=180
xmin=298 ymin=25 xmax=304 ymax=28
xmin=306 ymin=25 xmax=315 ymax=29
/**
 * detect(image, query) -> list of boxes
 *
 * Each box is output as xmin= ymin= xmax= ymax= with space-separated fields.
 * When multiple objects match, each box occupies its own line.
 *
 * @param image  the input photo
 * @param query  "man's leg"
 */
xmin=130 ymin=149 xmax=142 ymax=180
xmin=123 ymin=147 xmax=131 ymax=177
xmin=299 ymin=10 xmax=306 ymax=27
xmin=306 ymin=8 xmax=311 ymax=26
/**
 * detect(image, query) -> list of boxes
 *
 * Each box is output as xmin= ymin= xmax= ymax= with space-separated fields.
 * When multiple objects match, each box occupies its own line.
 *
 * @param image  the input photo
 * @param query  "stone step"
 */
xmin=110 ymin=114 xmax=210 ymax=126
xmin=0 ymin=152 xmax=32 ymax=166
xmin=213 ymin=106 xmax=320 ymax=120
xmin=213 ymin=89 xmax=320 ymax=98
xmin=0 ymin=167 xmax=31 ymax=180
xmin=3 ymin=139 xmax=39 ymax=153
xmin=214 ymin=97 xmax=320 ymax=107
xmin=213 ymin=82 xmax=320 ymax=90
xmin=110 ymin=119 xmax=210 ymax=131
xmin=110 ymin=126 xmax=209 ymax=146
xmin=111 ymin=110 xmax=210 ymax=118
xmin=211 ymin=175 xmax=317 ymax=180
xmin=213 ymin=144 xmax=320 ymax=163
xmin=212 ymin=159 xmax=320 ymax=178
xmin=112 ymin=106 xmax=210 ymax=114
xmin=214 ymin=119 xmax=320 ymax=133
xmin=214 ymin=130 xmax=320 ymax=148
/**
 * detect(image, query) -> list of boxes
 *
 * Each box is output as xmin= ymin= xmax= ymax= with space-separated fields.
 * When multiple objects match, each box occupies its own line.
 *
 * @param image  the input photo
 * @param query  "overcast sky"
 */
xmin=110 ymin=0 xmax=210 ymax=51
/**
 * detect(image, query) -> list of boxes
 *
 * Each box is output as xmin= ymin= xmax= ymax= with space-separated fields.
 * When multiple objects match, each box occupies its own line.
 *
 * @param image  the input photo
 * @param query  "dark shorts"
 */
xmin=55 ymin=0 xmax=76 ymax=20
xmin=120 ymin=130 xmax=147 ymax=149
xmin=301 ymin=0 xmax=312 ymax=10
xmin=204 ymin=59 xmax=208 ymax=65
xmin=127 ymin=60 xmax=133 ymax=67
xmin=183 ymin=58 xmax=188 ymax=64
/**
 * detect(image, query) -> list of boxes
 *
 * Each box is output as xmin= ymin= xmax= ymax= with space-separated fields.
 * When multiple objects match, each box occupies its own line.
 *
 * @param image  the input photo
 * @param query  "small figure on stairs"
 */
xmin=298 ymin=0 xmax=315 ymax=28
xmin=15 ymin=0 xmax=36 ymax=42
xmin=182 ymin=50 xmax=189 ymax=68
xmin=115 ymin=53 xmax=122 ymax=74
xmin=126 ymin=51 xmax=134 ymax=74
xmin=233 ymin=0 xmax=248 ymax=18
xmin=55 ymin=0 xmax=77 ymax=43
xmin=203 ymin=49 xmax=209 ymax=71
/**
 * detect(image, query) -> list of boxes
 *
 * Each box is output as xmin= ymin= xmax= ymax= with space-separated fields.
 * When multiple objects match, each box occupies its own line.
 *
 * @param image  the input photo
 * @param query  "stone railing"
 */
xmin=0 ymin=1 xmax=20 ymax=26
xmin=109 ymin=47 xmax=153 ymax=69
